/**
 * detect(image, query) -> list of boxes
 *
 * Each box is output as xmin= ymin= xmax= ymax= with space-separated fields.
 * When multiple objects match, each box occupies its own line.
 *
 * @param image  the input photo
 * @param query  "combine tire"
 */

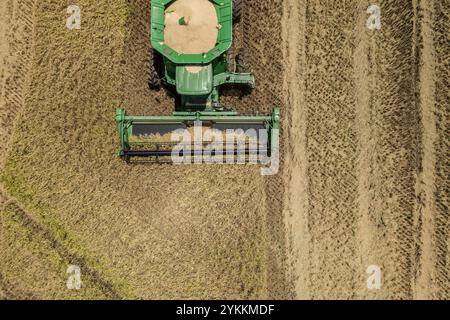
xmin=227 ymin=47 xmax=237 ymax=72
xmin=233 ymin=0 xmax=243 ymax=23
xmin=237 ymin=48 xmax=254 ymax=92
xmin=236 ymin=48 xmax=250 ymax=73
xmin=148 ymin=49 xmax=161 ymax=89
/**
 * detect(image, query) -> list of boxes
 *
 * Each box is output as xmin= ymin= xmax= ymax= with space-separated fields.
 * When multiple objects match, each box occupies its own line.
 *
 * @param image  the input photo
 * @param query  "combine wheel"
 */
xmin=148 ymin=49 xmax=161 ymax=89
xmin=233 ymin=0 xmax=243 ymax=23
xmin=236 ymin=47 xmax=250 ymax=73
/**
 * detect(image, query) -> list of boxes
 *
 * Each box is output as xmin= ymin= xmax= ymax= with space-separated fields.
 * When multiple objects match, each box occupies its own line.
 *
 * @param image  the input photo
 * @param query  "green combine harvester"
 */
xmin=115 ymin=0 xmax=280 ymax=164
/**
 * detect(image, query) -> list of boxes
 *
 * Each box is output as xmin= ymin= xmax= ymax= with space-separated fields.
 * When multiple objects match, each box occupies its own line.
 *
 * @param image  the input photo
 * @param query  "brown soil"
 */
xmin=0 ymin=0 xmax=34 ymax=168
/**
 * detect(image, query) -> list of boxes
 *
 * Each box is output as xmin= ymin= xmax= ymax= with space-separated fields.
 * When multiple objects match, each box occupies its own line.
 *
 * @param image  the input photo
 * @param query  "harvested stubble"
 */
xmin=282 ymin=0 xmax=450 ymax=300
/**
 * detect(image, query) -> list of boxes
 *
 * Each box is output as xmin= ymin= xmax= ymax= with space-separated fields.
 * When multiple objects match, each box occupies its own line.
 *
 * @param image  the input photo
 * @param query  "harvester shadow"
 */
xmin=220 ymin=83 xmax=254 ymax=100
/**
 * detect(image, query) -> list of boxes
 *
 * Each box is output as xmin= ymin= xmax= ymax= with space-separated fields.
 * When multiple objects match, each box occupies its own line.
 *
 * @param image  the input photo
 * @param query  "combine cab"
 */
xmin=116 ymin=0 xmax=280 ymax=165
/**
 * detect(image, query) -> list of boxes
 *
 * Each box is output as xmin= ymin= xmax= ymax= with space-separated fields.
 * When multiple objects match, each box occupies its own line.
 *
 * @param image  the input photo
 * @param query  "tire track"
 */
xmin=0 ymin=0 xmax=36 ymax=168
xmin=303 ymin=1 xmax=361 ymax=299
xmin=431 ymin=0 xmax=450 ymax=300
xmin=413 ymin=0 xmax=439 ymax=299
xmin=354 ymin=0 xmax=384 ymax=300
xmin=0 ymin=189 xmax=123 ymax=299
xmin=0 ymin=0 xmax=123 ymax=299
xmin=410 ymin=0 xmax=448 ymax=299
xmin=282 ymin=0 xmax=440 ymax=299
xmin=244 ymin=0 xmax=291 ymax=299
xmin=370 ymin=0 xmax=419 ymax=299
xmin=281 ymin=0 xmax=310 ymax=299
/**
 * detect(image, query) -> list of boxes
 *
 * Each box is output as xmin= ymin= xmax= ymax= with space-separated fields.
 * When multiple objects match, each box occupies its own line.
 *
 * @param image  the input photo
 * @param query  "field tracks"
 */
xmin=0 ymin=0 xmax=124 ymax=299
xmin=0 ymin=0 xmax=36 ymax=168
xmin=0 ymin=186 xmax=122 ymax=299
xmin=354 ymin=0 xmax=383 ymax=300
xmin=0 ymin=272 xmax=36 ymax=299
xmin=425 ymin=0 xmax=450 ymax=299
xmin=281 ymin=0 xmax=310 ymax=299
xmin=412 ymin=0 xmax=438 ymax=299
xmin=282 ymin=0 xmax=448 ymax=299
xmin=0 ymin=0 xmax=447 ymax=299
